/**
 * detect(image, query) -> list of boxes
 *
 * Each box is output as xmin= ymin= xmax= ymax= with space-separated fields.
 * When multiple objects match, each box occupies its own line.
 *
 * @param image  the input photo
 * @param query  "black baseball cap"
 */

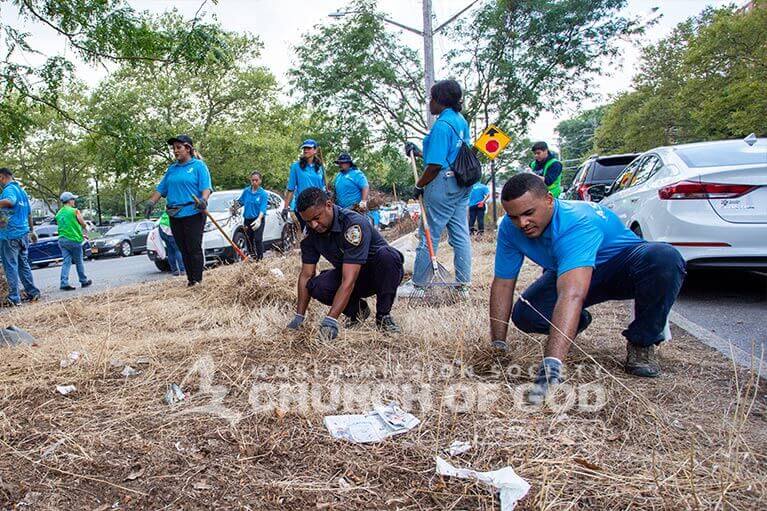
xmin=0 ymin=167 xmax=13 ymax=177
xmin=167 ymin=134 xmax=194 ymax=146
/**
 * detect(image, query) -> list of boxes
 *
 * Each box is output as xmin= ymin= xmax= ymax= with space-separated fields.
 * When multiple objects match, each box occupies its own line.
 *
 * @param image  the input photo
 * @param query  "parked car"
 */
xmin=599 ymin=137 xmax=767 ymax=269
xmin=29 ymin=225 xmax=93 ymax=269
xmin=563 ymin=153 xmax=640 ymax=202
xmin=146 ymin=189 xmax=296 ymax=271
xmin=91 ymin=220 xmax=155 ymax=258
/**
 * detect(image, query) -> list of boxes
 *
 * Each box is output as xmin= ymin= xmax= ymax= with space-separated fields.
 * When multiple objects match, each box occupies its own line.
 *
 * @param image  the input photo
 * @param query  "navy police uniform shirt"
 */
xmin=301 ymin=205 xmax=389 ymax=268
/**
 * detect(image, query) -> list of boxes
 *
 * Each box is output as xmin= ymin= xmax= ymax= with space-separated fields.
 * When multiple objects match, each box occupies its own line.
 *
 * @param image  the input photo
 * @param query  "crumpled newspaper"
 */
xmin=435 ymin=456 xmax=530 ymax=510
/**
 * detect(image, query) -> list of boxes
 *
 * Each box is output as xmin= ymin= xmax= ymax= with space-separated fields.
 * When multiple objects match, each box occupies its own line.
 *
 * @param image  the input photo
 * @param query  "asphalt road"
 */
xmin=30 ymin=254 xmax=168 ymax=302
xmin=672 ymin=269 xmax=767 ymax=369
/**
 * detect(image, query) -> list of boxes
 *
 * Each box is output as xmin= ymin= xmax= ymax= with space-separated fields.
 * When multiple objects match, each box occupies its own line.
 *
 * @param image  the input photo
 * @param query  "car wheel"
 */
xmin=631 ymin=224 xmax=643 ymax=239
xmin=120 ymin=241 xmax=133 ymax=257
xmin=278 ymin=223 xmax=297 ymax=252
xmin=231 ymin=230 xmax=248 ymax=262
xmin=154 ymin=259 xmax=171 ymax=272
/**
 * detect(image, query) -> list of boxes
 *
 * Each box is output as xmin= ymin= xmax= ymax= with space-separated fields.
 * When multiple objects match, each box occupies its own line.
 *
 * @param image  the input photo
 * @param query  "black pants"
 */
xmin=169 ymin=213 xmax=205 ymax=284
xmin=244 ymin=217 xmax=265 ymax=260
xmin=468 ymin=205 xmax=485 ymax=234
xmin=511 ymin=243 xmax=686 ymax=346
xmin=306 ymin=246 xmax=404 ymax=319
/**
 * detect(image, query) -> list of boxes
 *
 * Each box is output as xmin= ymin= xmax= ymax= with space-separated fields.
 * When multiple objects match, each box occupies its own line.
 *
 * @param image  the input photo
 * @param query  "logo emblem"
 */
xmin=344 ymin=225 xmax=362 ymax=246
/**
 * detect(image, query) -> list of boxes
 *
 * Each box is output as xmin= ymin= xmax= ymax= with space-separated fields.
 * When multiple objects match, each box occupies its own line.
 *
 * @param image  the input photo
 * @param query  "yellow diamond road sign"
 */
xmin=474 ymin=124 xmax=511 ymax=160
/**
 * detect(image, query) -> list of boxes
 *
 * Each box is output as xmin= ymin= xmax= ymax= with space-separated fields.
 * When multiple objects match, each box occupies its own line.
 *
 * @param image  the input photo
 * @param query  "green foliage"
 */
xmin=555 ymin=106 xmax=605 ymax=160
xmin=594 ymin=3 xmax=767 ymax=153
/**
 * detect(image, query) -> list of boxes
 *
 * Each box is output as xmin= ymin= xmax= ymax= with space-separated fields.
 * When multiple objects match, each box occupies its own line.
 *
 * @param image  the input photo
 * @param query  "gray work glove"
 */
xmin=287 ymin=313 xmax=305 ymax=330
xmin=281 ymin=207 xmax=290 ymax=221
xmin=404 ymin=141 xmax=422 ymax=158
xmin=318 ymin=316 xmax=339 ymax=341
xmin=29 ymin=231 xmax=38 ymax=244
xmin=194 ymin=198 xmax=207 ymax=211
xmin=491 ymin=339 xmax=509 ymax=352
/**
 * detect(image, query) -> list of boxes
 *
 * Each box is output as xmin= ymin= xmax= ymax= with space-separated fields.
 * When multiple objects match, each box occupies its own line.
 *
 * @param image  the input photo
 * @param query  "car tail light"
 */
xmin=658 ymin=181 xmax=757 ymax=200
xmin=577 ymin=184 xmax=590 ymax=200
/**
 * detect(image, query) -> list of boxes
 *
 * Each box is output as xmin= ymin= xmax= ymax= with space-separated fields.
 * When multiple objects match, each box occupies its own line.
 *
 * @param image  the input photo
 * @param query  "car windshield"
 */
xmin=106 ymin=223 xmax=137 ymax=235
xmin=592 ymin=162 xmax=633 ymax=181
xmin=675 ymin=140 xmax=767 ymax=168
xmin=207 ymin=192 xmax=239 ymax=212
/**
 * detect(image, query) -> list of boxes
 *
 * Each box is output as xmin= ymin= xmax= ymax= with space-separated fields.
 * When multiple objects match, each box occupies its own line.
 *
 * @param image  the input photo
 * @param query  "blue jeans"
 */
xmin=413 ymin=171 xmax=472 ymax=285
xmin=59 ymin=238 xmax=88 ymax=287
xmin=160 ymin=228 xmax=185 ymax=273
xmin=0 ymin=235 xmax=40 ymax=303
xmin=468 ymin=205 xmax=485 ymax=234
xmin=511 ymin=242 xmax=686 ymax=346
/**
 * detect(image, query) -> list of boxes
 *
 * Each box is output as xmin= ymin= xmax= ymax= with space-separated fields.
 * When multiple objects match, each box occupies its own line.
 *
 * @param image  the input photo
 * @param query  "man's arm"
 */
xmin=296 ymin=263 xmax=316 ymax=315
xmin=489 ymin=277 xmax=517 ymax=342
xmin=75 ymin=210 xmax=87 ymax=230
xmin=360 ymin=186 xmax=369 ymax=202
xmin=327 ymin=263 xmax=362 ymax=319
xmin=545 ymin=267 xmax=592 ymax=360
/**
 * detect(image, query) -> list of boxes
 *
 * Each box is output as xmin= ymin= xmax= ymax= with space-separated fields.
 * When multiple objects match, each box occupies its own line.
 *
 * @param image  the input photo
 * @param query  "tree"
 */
xmin=555 ymin=106 xmax=605 ymax=160
xmin=290 ymin=0 xmax=644 ymax=150
xmin=593 ymin=3 xmax=767 ymax=153
xmin=1 ymin=0 xmax=227 ymax=142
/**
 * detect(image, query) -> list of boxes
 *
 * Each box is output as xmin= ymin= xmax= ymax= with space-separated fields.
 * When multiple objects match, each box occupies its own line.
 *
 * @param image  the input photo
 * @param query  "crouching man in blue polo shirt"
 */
xmin=489 ymin=174 xmax=686 ymax=404
xmin=286 ymin=187 xmax=404 ymax=341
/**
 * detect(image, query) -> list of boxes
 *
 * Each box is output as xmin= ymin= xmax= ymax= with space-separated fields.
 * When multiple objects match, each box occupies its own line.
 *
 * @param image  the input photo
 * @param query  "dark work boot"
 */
xmin=625 ymin=343 xmax=661 ymax=378
xmin=376 ymin=314 xmax=400 ymax=334
xmin=345 ymin=300 xmax=370 ymax=328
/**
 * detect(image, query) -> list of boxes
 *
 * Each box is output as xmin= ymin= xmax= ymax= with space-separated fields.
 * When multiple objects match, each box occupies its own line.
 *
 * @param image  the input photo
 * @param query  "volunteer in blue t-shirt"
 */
xmin=145 ymin=135 xmax=212 ymax=287
xmin=0 ymin=167 xmax=40 ymax=306
xmin=468 ymin=180 xmax=491 ymax=235
xmin=489 ymin=173 xmax=686 ymax=404
xmin=401 ymin=79 xmax=472 ymax=296
xmin=233 ymin=171 xmax=269 ymax=261
xmin=283 ymin=139 xmax=326 ymax=230
xmin=332 ymin=152 xmax=369 ymax=210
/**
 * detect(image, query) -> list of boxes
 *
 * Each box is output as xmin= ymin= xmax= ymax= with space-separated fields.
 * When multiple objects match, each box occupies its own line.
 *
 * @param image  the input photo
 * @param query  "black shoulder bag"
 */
xmin=440 ymin=120 xmax=482 ymax=188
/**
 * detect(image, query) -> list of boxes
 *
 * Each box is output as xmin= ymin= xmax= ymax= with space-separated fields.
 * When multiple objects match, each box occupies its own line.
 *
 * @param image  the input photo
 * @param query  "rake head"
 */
xmin=407 ymin=262 xmax=466 ymax=307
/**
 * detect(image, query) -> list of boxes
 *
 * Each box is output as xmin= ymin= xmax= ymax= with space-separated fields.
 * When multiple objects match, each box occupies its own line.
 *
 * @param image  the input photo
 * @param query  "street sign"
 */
xmin=474 ymin=124 xmax=511 ymax=160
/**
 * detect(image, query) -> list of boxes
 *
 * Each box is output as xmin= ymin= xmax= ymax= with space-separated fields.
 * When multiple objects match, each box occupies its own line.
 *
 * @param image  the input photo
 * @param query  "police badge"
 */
xmin=344 ymin=224 xmax=362 ymax=246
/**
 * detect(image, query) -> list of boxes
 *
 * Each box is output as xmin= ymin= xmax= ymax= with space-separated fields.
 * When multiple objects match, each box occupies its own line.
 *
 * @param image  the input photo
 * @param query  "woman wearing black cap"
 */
xmin=145 ymin=135 xmax=212 ymax=286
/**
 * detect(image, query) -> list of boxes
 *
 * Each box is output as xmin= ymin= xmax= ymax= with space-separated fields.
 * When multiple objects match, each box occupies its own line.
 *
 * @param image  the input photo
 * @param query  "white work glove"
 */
xmin=250 ymin=216 xmax=263 ymax=230
xmin=358 ymin=200 xmax=368 ymax=211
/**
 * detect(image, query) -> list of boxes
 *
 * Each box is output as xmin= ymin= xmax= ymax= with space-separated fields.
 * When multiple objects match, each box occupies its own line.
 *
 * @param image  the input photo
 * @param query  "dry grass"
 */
xmin=0 ymin=239 xmax=765 ymax=509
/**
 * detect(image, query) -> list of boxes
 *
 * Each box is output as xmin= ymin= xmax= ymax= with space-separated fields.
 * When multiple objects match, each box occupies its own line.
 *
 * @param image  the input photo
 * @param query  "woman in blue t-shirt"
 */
xmin=283 ymin=139 xmax=326 ymax=230
xmin=145 ymin=135 xmax=212 ymax=286
xmin=233 ymin=171 xmax=269 ymax=260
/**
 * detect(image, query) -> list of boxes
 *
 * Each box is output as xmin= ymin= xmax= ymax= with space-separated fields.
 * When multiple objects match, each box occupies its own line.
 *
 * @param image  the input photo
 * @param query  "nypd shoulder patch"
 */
xmin=344 ymin=224 xmax=362 ymax=246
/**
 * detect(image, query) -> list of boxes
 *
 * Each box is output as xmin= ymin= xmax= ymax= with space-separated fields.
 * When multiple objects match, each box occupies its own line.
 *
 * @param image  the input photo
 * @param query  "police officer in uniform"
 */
xmin=286 ymin=187 xmax=403 ymax=340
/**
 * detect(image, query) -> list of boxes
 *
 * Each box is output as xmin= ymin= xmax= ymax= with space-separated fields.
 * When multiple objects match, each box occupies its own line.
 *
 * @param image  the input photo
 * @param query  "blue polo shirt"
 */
xmin=0 ymin=181 xmax=31 ymax=240
xmin=333 ymin=166 xmax=369 ymax=208
xmin=238 ymin=186 xmax=268 ymax=218
xmin=156 ymin=158 xmax=212 ymax=218
xmin=469 ymin=182 xmax=490 ymax=207
xmin=423 ymin=108 xmax=470 ymax=170
xmin=494 ymin=200 xmax=643 ymax=279
xmin=287 ymin=161 xmax=326 ymax=209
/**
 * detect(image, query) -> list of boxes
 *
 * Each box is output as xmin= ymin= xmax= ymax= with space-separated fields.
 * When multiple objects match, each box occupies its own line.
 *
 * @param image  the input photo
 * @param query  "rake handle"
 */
xmin=192 ymin=195 xmax=249 ymax=262
xmin=409 ymin=153 xmax=439 ymax=270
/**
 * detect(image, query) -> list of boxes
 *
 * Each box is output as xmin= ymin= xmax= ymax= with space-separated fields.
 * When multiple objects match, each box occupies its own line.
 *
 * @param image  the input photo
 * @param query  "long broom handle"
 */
xmin=409 ymin=153 xmax=439 ymax=270
xmin=192 ymin=196 xmax=249 ymax=262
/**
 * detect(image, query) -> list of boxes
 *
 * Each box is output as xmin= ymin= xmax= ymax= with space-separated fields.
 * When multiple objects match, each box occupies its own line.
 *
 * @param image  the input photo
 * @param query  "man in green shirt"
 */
xmin=54 ymin=192 xmax=92 ymax=291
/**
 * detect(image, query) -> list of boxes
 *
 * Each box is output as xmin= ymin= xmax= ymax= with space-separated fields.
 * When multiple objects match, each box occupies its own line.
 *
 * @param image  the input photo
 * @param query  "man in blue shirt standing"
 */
xmin=332 ymin=152 xmax=369 ymax=211
xmin=490 ymin=174 xmax=685 ymax=404
xmin=468 ymin=180 xmax=491 ymax=235
xmin=283 ymin=139 xmax=327 ymax=230
xmin=0 ymin=168 xmax=41 ymax=306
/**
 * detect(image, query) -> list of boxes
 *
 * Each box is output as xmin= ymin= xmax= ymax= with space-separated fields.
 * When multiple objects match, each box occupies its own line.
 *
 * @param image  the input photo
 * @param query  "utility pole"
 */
xmin=422 ymin=0 xmax=435 ymax=127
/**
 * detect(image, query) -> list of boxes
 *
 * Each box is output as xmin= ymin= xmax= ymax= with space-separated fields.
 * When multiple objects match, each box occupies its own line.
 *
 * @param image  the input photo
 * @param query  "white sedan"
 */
xmin=599 ymin=136 xmax=766 ymax=269
xmin=146 ymin=189 xmax=296 ymax=271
